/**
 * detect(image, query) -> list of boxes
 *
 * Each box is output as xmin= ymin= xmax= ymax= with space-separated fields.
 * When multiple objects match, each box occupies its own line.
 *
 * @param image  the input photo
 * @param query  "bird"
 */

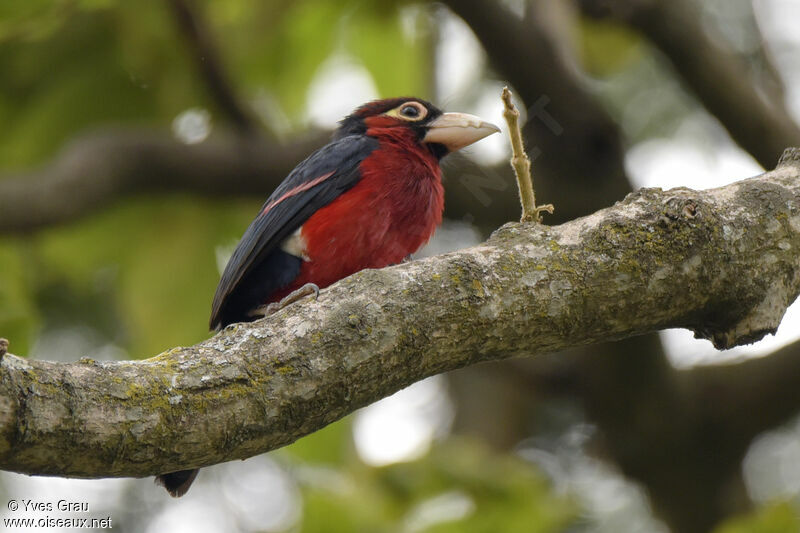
xmin=156 ymin=97 xmax=499 ymax=497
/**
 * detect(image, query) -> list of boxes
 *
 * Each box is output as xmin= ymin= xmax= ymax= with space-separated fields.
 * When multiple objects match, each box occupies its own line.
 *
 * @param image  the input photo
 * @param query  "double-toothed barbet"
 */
xmin=156 ymin=97 xmax=499 ymax=497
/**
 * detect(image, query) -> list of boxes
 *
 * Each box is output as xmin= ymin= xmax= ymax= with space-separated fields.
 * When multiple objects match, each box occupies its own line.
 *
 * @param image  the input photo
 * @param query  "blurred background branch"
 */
xmin=0 ymin=128 xmax=326 ymax=233
xmin=166 ymin=0 xmax=261 ymax=134
xmin=577 ymin=0 xmax=800 ymax=168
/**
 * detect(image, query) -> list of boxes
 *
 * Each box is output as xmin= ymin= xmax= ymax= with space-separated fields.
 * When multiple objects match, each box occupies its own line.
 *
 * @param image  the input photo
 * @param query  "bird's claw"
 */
xmin=251 ymin=283 xmax=320 ymax=318
xmin=293 ymin=282 xmax=320 ymax=302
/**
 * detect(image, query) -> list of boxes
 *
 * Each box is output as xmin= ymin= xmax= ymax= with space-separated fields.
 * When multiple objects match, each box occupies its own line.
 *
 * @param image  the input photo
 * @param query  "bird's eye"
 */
xmin=400 ymin=105 xmax=420 ymax=118
xmin=387 ymin=101 xmax=427 ymax=122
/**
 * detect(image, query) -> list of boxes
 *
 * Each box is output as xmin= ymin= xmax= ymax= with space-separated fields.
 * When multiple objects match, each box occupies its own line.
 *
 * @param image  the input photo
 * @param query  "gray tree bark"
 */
xmin=1 ymin=149 xmax=799 ymax=479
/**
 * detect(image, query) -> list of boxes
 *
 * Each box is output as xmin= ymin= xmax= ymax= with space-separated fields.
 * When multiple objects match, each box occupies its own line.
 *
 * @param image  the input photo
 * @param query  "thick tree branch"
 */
xmin=2 ymin=151 xmax=799 ymax=479
xmin=578 ymin=0 xmax=800 ymax=169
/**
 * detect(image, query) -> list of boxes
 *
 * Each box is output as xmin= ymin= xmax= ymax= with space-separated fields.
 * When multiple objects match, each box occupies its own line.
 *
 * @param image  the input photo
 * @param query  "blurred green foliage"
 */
xmin=578 ymin=18 xmax=642 ymax=76
xmin=0 ymin=1 xmax=792 ymax=531
xmin=291 ymin=438 xmax=574 ymax=532
xmin=714 ymin=502 xmax=800 ymax=533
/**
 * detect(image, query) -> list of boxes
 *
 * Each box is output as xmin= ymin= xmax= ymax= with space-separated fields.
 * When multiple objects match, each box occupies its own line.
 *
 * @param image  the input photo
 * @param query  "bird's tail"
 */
xmin=155 ymin=469 xmax=199 ymax=497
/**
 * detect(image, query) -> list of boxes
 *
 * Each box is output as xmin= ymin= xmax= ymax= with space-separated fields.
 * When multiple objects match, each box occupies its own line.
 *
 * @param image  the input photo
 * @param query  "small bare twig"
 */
xmin=501 ymin=87 xmax=554 ymax=223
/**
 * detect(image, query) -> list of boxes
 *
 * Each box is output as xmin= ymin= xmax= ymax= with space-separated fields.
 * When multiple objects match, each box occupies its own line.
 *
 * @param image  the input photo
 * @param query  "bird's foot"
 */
xmin=251 ymin=283 xmax=320 ymax=318
xmin=389 ymin=255 xmax=413 ymax=266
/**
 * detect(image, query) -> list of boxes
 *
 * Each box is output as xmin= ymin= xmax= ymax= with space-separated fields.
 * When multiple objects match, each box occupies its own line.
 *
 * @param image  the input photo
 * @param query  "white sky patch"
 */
xmin=219 ymin=457 xmax=302 ymax=532
xmin=625 ymin=117 xmax=800 ymax=368
xmin=625 ymin=124 xmax=763 ymax=192
xmin=435 ymin=12 xmax=485 ymax=102
xmin=403 ymin=491 xmax=475 ymax=532
xmin=141 ymin=457 xmax=300 ymax=533
xmin=353 ymin=376 xmax=453 ymax=467
xmin=783 ymin=71 xmax=800 ymax=125
xmin=399 ymin=4 xmax=426 ymax=43
xmin=305 ymin=54 xmax=379 ymax=130
xmin=519 ymin=424 xmax=670 ymax=533
xmin=661 ymin=298 xmax=800 ymax=369
xmin=755 ymin=0 xmax=800 ymax=46
xmin=499 ymin=0 xmax=526 ymax=19
xmin=31 ymin=326 xmax=127 ymax=362
xmin=252 ymin=89 xmax=293 ymax=139
xmin=753 ymin=0 xmax=800 ymax=122
xmin=414 ymin=219 xmax=482 ymax=258
xmin=744 ymin=414 xmax=800 ymax=503
xmin=172 ymin=108 xmax=212 ymax=145
xmin=215 ymin=242 xmax=237 ymax=276
xmin=145 ymin=498 xmax=234 ymax=533
xmin=0 ymin=476 xmax=126 ymax=522
xmin=459 ymin=82 xmax=512 ymax=166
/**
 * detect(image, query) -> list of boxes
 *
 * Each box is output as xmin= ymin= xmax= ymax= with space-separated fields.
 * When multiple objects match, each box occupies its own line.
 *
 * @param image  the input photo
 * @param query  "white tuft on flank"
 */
xmin=280 ymin=228 xmax=309 ymax=260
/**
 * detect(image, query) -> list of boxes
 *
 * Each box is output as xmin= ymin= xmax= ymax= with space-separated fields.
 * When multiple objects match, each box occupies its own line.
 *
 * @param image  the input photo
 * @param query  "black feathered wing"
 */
xmin=210 ymin=135 xmax=378 ymax=329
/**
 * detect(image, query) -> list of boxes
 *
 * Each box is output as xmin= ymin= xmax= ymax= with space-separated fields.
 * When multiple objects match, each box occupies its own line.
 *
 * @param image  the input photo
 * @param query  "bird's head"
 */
xmin=335 ymin=97 xmax=500 ymax=159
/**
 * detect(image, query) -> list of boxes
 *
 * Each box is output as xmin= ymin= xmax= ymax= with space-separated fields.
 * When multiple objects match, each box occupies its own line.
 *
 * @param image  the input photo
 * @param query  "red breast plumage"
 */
xmin=273 ymin=119 xmax=446 ymax=299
